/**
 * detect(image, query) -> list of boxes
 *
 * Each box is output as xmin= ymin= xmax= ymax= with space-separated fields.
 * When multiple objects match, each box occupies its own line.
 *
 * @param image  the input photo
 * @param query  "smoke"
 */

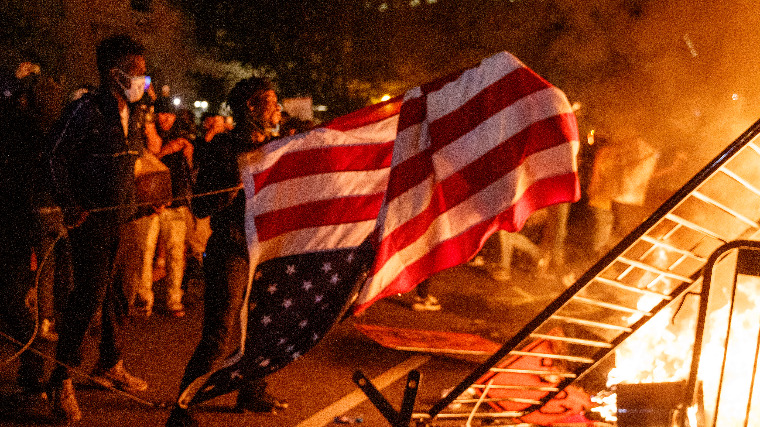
xmin=542 ymin=0 xmax=760 ymax=192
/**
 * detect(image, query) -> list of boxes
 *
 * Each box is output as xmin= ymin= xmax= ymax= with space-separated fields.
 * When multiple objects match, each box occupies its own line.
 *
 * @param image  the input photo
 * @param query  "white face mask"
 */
xmin=117 ymin=69 xmax=146 ymax=103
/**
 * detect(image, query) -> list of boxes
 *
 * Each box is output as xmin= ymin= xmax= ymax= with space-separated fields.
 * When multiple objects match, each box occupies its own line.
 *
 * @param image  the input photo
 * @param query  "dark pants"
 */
xmin=51 ymin=213 xmax=123 ymax=384
xmin=0 ymin=252 xmax=46 ymax=390
xmin=35 ymin=207 xmax=74 ymax=321
xmin=178 ymin=227 xmax=262 ymax=396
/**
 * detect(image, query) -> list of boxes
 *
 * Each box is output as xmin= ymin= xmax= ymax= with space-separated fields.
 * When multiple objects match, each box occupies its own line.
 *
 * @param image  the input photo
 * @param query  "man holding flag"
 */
xmin=167 ymin=51 xmax=580 ymax=426
xmin=167 ymin=77 xmax=287 ymax=426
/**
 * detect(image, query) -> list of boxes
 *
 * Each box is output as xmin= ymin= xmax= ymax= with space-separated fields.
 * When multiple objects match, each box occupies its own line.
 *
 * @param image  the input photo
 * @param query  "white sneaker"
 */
xmin=468 ymin=256 xmax=486 ymax=267
xmin=489 ymin=267 xmax=511 ymax=282
xmin=412 ymin=295 xmax=442 ymax=311
xmin=40 ymin=318 xmax=59 ymax=342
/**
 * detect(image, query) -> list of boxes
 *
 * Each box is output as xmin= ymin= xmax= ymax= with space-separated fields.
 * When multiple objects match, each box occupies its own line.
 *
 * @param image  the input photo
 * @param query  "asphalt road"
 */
xmin=0 ymin=215 xmax=599 ymax=427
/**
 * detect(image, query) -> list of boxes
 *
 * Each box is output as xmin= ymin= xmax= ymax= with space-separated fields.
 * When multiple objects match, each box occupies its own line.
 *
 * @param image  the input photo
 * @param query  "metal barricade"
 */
xmin=355 ymin=117 xmax=760 ymax=425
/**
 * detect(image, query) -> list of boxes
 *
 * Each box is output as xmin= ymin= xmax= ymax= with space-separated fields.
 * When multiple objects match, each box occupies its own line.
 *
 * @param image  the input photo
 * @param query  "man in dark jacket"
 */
xmin=47 ymin=34 xmax=150 ymax=423
xmin=167 ymin=77 xmax=285 ymax=426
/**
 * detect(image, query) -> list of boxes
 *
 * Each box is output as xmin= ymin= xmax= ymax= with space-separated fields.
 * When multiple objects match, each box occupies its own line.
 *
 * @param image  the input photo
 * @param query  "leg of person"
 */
xmin=162 ymin=207 xmax=187 ymax=317
xmin=183 ymin=214 xmax=209 ymax=297
xmin=92 ymin=278 xmax=147 ymax=393
xmin=53 ymin=233 xmax=75 ymax=317
xmin=536 ymin=202 xmax=570 ymax=275
xmin=120 ymin=214 xmax=159 ymax=316
xmin=412 ymin=279 xmax=441 ymax=311
xmin=492 ymin=230 xmax=515 ymax=281
xmin=138 ymin=214 xmax=160 ymax=315
xmin=590 ymin=206 xmax=614 ymax=256
xmin=50 ymin=214 xmax=145 ymax=421
xmin=176 ymin=231 xmax=247 ymax=395
xmin=0 ymin=256 xmax=47 ymax=394
xmin=169 ymin=231 xmax=249 ymax=426
xmin=36 ymin=208 xmax=65 ymax=341
xmin=49 ymin=216 xmax=114 ymax=422
xmin=236 ymin=377 xmax=288 ymax=413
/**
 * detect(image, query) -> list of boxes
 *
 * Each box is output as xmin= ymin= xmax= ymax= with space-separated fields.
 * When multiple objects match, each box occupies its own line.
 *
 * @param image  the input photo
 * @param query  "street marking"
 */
xmin=296 ymin=354 xmax=431 ymax=427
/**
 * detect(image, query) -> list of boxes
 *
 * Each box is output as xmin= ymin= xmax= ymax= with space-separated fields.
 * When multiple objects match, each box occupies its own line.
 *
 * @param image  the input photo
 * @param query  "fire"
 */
xmin=695 ymin=275 xmax=760 ymax=426
xmin=591 ymin=265 xmax=760 ymax=426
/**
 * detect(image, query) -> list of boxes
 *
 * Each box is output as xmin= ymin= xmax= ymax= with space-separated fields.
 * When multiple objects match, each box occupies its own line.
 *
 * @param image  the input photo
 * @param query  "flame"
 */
xmin=592 ymin=267 xmax=760 ymax=425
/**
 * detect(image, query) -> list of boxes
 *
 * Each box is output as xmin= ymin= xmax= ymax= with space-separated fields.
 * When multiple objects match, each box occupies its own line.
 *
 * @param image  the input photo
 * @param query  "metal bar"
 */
xmin=433 ymin=412 xmax=527 ymax=419
xmin=744 ymin=321 xmax=760 ymax=427
xmin=662 ymin=221 xmax=681 ymax=240
xmin=719 ymin=167 xmax=760 ymax=199
xmin=528 ymin=334 xmax=612 ymax=349
xmin=550 ymin=315 xmax=633 ymax=332
xmin=682 ymin=241 xmax=760 ymax=427
xmin=616 ymin=256 xmax=695 ymax=282
xmin=639 ymin=235 xmax=706 ymax=262
xmin=747 ymin=141 xmax=760 ymax=157
xmin=691 ymin=190 xmax=760 ymax=229
xmin=466 ymin=379 xmax=493 ymax=426
xmin=453 ymin=397 xmax=543 ymax=405
xmin=571 ymin=295 xmax=652 ymax=315
xmin=664 ymin=213 xmax=729 ymax=243
xmin=593 ymin=276 xmax=673 ymax=299
xmin=712 ymin=260 xmax=740 ymax=427
xmin=397 ymin=370 xmax=419 ymax=427
xmin=669 ymin=253 xmax=690 ymax=272
xmin=352 ymin=370 xmax=399 ymax=425
xmin=469 ymin=384 xmax=559 ymax=391
xmin=507 ymin=351 xmax=594 ymax=364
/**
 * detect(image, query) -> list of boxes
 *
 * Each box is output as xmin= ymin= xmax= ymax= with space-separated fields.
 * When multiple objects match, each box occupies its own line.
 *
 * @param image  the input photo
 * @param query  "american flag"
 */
xmin=180 ymin=51 xmax=579 ymax=406
xmin=180 ymin=96 xmax=401 ymax=407
xmin=355 ymin=51 xmax=580 ymax=312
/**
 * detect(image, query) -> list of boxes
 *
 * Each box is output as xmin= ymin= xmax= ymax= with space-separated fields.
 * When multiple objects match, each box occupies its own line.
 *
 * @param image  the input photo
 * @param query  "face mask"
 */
xmin=117 ymin=69 xmax=146 ymax=103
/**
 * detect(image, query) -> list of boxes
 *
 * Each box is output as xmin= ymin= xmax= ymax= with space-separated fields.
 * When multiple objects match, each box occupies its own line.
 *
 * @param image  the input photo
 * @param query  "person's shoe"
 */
xmin=40 ymin=318 xmax=59 ymax=342
xmin=489 ymin=267 xmax=511 ymax=282
xmin=468 ymin=255 xmax=486 ymax=267
xmin=92 ymin=360 xmax=148 ymax=393
xmin=168 ymin=303 xmax=186 ymax=318
xmin=165 ymin=405 xmax=197 ymax=427
xmin=412 ymin=295 xmax=442 ymax=312
xmin=169 ymin=308 xmax=186 ymax=318
xmin=235 ymin=390 xmax=289 ymax=413
xmin=50 ymin=378 xmax=82 ymax=423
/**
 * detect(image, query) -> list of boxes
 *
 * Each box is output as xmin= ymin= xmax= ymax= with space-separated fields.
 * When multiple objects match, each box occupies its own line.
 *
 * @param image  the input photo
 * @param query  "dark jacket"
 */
xmin=157 ymin=125 xmax=194 ymax=209
xmin=48 ymin=90 xmax=145 ymax=225
xmin=192 ymin=129 xmax=266 ymax=249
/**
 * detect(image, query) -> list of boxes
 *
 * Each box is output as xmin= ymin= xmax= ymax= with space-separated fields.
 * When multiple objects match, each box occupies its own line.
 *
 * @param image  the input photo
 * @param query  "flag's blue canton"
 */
xmin=190 ymin=239 xmax=373 ymax=405
xmin=244 ymin=241 xmax=372 ymax=375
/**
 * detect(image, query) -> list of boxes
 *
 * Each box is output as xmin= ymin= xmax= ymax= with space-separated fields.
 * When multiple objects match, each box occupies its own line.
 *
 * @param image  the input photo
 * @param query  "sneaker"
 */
xmin=169 ymin=308 xmax=186 ymax=318
xmin=412 ymin=295 xmax=442 ymax=311
xmin=50 ymin=378 xmax=82 ymax=423
xmin=236 ymin=389 xmax=288 ymax=413
xmin=40 ymin=318 xmax=59 ymax=342
xmin=468 ymin=255 xmax=486 ymax=267
xmin=165 ymin=405 xmax=197 ymax=427
xmin=92 ymin=360 xmax=148 ymax=393
xmin=489 ymin=267 xmax=511 ymax=282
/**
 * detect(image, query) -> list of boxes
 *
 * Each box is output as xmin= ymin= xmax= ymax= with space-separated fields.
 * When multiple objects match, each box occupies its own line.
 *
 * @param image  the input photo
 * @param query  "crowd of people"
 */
xmin=0 ymin=33 xmax=688 ymax=426
xmin=0 ymin=34 xmax=316 ymax=426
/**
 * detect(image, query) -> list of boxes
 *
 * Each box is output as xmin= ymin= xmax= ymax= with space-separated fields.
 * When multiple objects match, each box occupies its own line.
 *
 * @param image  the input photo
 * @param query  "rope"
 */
xmin=0 ymin=328 xmax=164 ymax=408
xmin=86 ymin=184 xmax=244 ymax=214
xmin=0 ymin=184 xmax=242 ymax=403
xmin=0 ymin=230 xmax=63 ymax=367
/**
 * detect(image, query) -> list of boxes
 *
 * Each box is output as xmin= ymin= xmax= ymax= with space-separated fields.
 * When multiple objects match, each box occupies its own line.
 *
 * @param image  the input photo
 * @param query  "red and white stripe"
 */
xmin=240 ymin=98 xmax=402 ymax=268
xmin=354 ymin=51 xmax=580 ymax=312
